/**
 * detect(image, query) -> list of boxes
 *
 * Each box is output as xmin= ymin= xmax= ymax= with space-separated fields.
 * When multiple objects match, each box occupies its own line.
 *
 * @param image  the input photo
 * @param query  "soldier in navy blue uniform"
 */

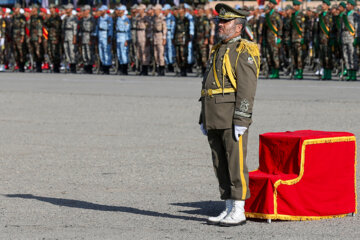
xmin=96 ymin=5 xmax=113 ymax=75
xmin=114 ymin=5 xmax=131 ymax=75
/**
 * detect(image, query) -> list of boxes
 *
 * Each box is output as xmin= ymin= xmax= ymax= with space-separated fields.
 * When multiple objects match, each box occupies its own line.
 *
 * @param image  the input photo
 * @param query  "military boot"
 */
xmin=159 ymin=66 xmax=165 ymax=76
xmin=271 ymin=69 xmax=279 ymax=79
xmin=53 ymin=64 xmax=60 ymax=73
xmin=346 ymin=70 xmax=352 ymax=81
xmin=219 ymin=200 xmax=246 ymax=226
xmin=168 ymin=64 xmax=174 ymax=72
xmin=19 ymin=62 xmax=25 ymax=72
xmin=122 ymin=64 xmax=128 ymax=75
xmin=327 ymin=69 xmax=332 ymax=80
xmin=207 ymin=200 xmax=233 ymax=225
xmin=297 ymin=69 xmax=303 ymax=79
xmin=70 ymin=64 xmax=77 ymax=74
xmin=36 ymin=62 xmax=42 ymax=72
xmin=293 ymin=69 xmax=299 ymax=79
xmin=351 ymin=70 xmax=357 ymax=81
xmin=269 ymin=68 xmax=274 ymax=79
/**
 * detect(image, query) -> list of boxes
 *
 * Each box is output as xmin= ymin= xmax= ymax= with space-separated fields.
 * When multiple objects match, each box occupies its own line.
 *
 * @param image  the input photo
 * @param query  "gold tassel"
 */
xmin=236 ymin=39 xmax=261 ymax=77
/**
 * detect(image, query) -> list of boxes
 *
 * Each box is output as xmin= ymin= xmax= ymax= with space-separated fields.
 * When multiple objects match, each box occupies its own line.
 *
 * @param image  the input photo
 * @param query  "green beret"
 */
xmin=322 ymin=0 xmax=331 ymax=6
xmin=269 ymin=0 xmax=278 ymax=5
xmin=14 ymin=3 xmax=21 ymax=9
xmin=348 ymin=0 xmax=356 ymax=6
xmin=293 ymin=0 xmax=302 ymax=5
xmin=215 ymin=3 xmax=249 ymax=20
xmin=340 ymin=1 xmax=347 ymax=7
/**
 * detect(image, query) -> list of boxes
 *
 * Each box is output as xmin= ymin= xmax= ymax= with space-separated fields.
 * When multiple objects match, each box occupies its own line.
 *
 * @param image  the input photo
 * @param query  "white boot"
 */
xmin=207 ymin=199 xmax=233 ymax=225
xmin=219 ymin=200 xmax=246 ymax=226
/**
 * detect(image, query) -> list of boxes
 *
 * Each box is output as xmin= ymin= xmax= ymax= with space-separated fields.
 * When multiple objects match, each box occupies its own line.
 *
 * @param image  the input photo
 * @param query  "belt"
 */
xmin=117 ymin=31 xmax=126 ymax=33
xmin=137 ymin=29 xmax=145 ymax=31
xmin=99 ymin=29 xmax=107 ymax=31
xmin=201 ymin=88 xmax=236 ymax=97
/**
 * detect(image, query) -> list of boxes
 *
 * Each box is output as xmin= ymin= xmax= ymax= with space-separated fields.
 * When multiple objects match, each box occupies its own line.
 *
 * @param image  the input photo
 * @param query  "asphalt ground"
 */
xmin=0 ymin=71 xmax=359 ymax=239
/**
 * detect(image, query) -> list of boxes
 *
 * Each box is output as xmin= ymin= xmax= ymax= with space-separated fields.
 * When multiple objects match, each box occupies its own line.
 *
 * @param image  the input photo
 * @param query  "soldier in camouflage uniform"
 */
xmin=194 ymin=5 xmax=210 ymax=76
xmin=0 ymin=8 xmax=6 ymax=71
xmin=342 ymin=0 xmax=360 ymax=80
xmin=291 ymin=0 xmax=306 ymax=79
xmin=282 ymin=5 xmax=293 ymax=75
xmin=263 ymin=0 xmax=283 ymax=79
xmin=174 ymin=5 xmax=190 ymax=76
xmin=11 ymin=4 xmax=26 ymax=72
xmin=62 ymin=4 xmax=78 ymax=73
xmin=46 ymin=5 xmax=62 ymax=73
xmin=337 ymin=2 xmax=347 ymax=77
xmin=78 ymin=5 xmax=96 ymax=74
xmin=29 ymin=5 xmax=44 ymax=72
xmin=129 ymin=5 xmax=138 ymax=72
xmin=319 ymin=0 xmax=334 ymax=80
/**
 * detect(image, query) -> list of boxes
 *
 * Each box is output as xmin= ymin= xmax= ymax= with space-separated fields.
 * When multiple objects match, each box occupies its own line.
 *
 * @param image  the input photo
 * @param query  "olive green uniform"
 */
xmin=291 ymin=10 xmax=306 ymax=77
xmin=29 ymin=14 xmax=44 ymax=72
xmin=200 ymin=37 xmax=259 ymax=200
xmin=11 ymin=13 xmax=26 ymax=71
xmin=46 ymin=14 xmax=62 ymax=72
xmin=194 ymin=14 xmax=210 ymax=75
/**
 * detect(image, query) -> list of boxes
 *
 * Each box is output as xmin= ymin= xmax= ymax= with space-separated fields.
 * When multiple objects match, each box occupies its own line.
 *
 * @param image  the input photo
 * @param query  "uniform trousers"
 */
xmin=81 ymin=43 xmax=94 ymax=65
xmin=165 ymin=37 xmax=174 ymax=64
xmin=207 ymin=128 xmax=250 ymax=201
xmin=342 ymin=41 xmax=358 ymax=71
xmin=98 ymin=38 xmax=112 ymax=66
xmin=116 ymin=40 xmax=129 ymax=64
xmin=63 ymin=40 xmax=76 ymax=64
xmin=154 ymin=42 xmax=165 ymax=66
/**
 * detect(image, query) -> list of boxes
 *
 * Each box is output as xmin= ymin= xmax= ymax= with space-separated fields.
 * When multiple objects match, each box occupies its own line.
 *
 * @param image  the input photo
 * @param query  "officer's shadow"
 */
xmin=3 ymin=194 xmax=220 ymax=222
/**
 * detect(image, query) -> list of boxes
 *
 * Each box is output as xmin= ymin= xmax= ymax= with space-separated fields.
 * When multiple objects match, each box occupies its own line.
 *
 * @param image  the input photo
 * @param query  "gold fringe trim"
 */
xmin=245 ymin=212 xmax=350 ymax=221
xmin=236 ymin=39 xmax=261 ymax=77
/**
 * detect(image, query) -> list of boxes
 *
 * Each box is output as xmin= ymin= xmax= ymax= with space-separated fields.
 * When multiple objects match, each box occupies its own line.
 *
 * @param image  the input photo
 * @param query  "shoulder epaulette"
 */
xmin=236 ymin=39 xmax=260 ymax=77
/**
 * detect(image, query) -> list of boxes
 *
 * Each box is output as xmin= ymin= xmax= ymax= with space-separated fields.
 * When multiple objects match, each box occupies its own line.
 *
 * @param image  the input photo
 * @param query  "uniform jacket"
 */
xmin=291 ymin=10 xmax=305 ymax=42
xmin=62 ymin=14 xmax=78 ymax=41
xmin=152 ymin=14 xmax=167 ymax=45
xmin=115 ymin=15 xmax=131 ymax=42
xmin=46 ymin=14 xmax=62 ymax=42
xmin=263 ymin=9 xmax=282 ymax=44
xmin=79 ymin=15 xmax=96 ymax=44
xmin=29 ymin=15 xmax=43 ymax=41
xmin=200 ymin=37 xmax=259 ymax=130
xmin=11 ymin=14 xmax=26 ymax=40
xmin=341 ymin=9 xmax=360 ymax=42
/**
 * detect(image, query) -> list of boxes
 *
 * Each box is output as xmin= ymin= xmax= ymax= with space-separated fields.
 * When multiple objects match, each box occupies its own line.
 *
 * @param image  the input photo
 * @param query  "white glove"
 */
xmin=234 ymin=125 xmax=247 ymax=141
xmin=200 ymin=123 xmax=207 ymax=136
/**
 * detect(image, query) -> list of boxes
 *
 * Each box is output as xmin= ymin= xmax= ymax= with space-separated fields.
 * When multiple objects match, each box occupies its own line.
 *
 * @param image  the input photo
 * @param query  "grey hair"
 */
xmin=234 ymin=18 xmax=247 ymax=33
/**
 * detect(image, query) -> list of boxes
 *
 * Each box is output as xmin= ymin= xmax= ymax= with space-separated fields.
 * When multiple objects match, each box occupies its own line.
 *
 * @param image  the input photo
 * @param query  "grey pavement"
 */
xmin=0 ymin=72 xmax=359 ymax=239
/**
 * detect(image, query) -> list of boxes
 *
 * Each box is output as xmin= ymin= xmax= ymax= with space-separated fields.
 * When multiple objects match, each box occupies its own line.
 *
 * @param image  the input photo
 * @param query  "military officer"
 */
xmin=342 ymin=0 xmax=359 ymax=80
xmin=282 ymin=5 xmax=293 ymax=75
xmin=152 ymin=4 xmax=167 ymax=76
xmin=136 ymin=4 xmax=150 ymax=75
xmin=263 ymin=0 xmax=283 ymax=79
xmin=200 ymin=4 xmax=259 ymax=226
xmin=62 ymin=3 xmax=78 ymax=73
xmin=78 ymin=5 xmax=96 ymax=74
xmin=291 ymin=0 xmax=306 ymax=79
xmin=174 ymin=5 xmax=190 ymax=76
xmin=194 ymin=5 xmax=210 ymax=76
xmin=12 ymin=4 xmax=26 ymax=72
xmin=47 ymin=4 xmax=62 ymax=73
xmin=96 ymin=5 xmax=113 ymax=75
xmin=163 ymin=4 xmax=176 ymax=72
xmin=114 ymin=5 xmax=131 ymax=75
xmin=319 ymin=0 xmax=334 ymax=80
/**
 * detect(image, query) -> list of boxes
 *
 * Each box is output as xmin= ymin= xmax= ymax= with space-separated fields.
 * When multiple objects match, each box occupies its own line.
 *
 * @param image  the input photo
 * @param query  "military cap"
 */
xmin=215 ymin=3 xmax=249 ymax=20
xmin=293 ymin=0 xmax=302 ymax=5
xmin=64 ymin=3 xmax=73 ymax=9
xmin=162 ymin=4 xmax=171 ymax=11
xmin=339 ymin=1 xmax=347 ymax=8
xmin=82 ymin=5 xmax=91 ymax=11
xmin=204 ymin=4 xmax=211 ymax=11
xmin=32 ymin=3 xmax=39 ymax=9
xmin=316 ymin=5 xmax=323 ymax=12
xmin=269 ymin=0 xmax=278 ymax=5
xmin=242 ymin=6 xmax=250 ymax=11
xmin=14 ymin=3 xmax=21 ymax=9
xmin=348 ymin=0 xmax=356 ymax=6
xmin=331 ymin=4 xmax=338 ymax=9
xmin=49 ymin=3 xmax=56 ymax=9
xmin=153 ymin=4 xmax=162 ymax=10
xmin=131 ymin=4 xmax=138 ymax=10
xmin=98 ymin=5 xmax=108 ymax=11
xmin=235 ymin=4 xmax=241 ymax=10
xmin=197 ymin=4 xmax=205 ymax=10
xmin=322 ymin=0 xmax=331 ymax=6
xmin=249 ymin=6 xmax=255 ymax=11
xmin=264 ymin=5 xmax=270 ymax=11
xmin=137 ymin=4 xmax=146 ymax=10
xmin=285 ymin=5 xmax=293 ymax=10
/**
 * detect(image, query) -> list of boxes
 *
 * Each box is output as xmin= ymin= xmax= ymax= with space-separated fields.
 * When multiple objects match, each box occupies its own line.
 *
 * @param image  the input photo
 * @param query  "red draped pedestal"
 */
xmin=245 ymin=130 xmax=357 ymax=220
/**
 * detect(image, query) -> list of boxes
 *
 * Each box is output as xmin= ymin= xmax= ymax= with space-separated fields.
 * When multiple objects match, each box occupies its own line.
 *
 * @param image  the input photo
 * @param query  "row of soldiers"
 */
xmin=245 ymin=0 xmax=360 ymax=80
xmin=0 ymin=3 xmax=216 ymax=76
xmin=1 ymin=1 xmax=359 ymax=80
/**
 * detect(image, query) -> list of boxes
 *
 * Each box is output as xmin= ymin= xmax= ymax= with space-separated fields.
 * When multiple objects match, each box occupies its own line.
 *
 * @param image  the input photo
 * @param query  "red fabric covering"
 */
xmin=245 ymin=130 xmax=357 ymax=220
